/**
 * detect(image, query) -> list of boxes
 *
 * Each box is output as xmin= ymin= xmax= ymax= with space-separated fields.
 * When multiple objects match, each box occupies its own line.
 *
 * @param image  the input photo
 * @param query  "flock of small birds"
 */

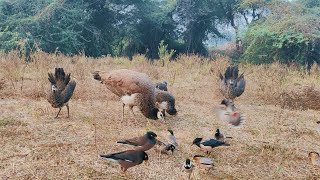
xmin=46 ymin=66 xmax=320 ymax=178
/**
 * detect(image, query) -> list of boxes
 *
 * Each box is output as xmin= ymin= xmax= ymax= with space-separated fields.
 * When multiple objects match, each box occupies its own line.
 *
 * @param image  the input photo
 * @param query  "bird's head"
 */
xmin=192 ymin=138 xmax=202 ymax=147
xmin=184 ymin=158 xmax=193 ymax=169
xmin=51 ymin=84 xmax=58 ymax=92
xmin=143 ymin=152 xmax=149 ymax=165
xmin=168 ymin=129 xmax=174 ymax=135
xmin=146 ymin=131 xmax=157 ymax=139
xmin=165 ymin=144 xmax=176 ymax=153
xmin=157 ymin=110 xmax=165 ymax=121
xmin=148 ymin=108 xmax=164 ymax=121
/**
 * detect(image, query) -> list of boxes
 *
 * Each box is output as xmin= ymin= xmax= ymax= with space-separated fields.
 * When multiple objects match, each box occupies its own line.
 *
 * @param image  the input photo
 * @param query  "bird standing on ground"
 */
xmin=309 ymin=152 xmax=320 ymax=167
xmin=192 ymin=138 xmax=230 ymax=154
xmin=93 ymin=69 xmax=164 ymax=121
xmin=183 ymin=158 xmax=194 ymax=178
xmin=47 ymin=68 xmax=76 ymax=118
xmin=215 ymin=99 xmax=245 ymax=127
xmin=219 ymin=66 xmax=245 ymax=102
xmin=99 ymin=150 xmax=148 ymax=175
xmin=156 ymin=81 xmax=168 ymax=91
xmin=192 ymin=155 xmax=214 ymax=171
xmin=155 ymin=89 xmax=177 ymax=116
xmin=214 ymin=128 xmax=224 ymax=141
xmin=214 ymin=128 xmax=233 ymax=141
xmin=117 ymin=131 xmax=158 ymax=151
xmin=156 ymin=129 xmax=178 ymax=154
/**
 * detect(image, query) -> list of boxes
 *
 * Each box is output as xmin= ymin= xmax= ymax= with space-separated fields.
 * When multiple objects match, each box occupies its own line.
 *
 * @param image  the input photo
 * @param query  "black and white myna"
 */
xmin=117 ymin=131 xmax=157 ymax=151
xmin=183 ymin=158 xmax=194 ymax=178
xmin=214 ymin=128 xmax=224 ymax=141
xmin=156 ymin=81 xmax=168 ymax=91
xmin=215 ymin=99 xmax=245 ymax=127
xmin=192 ymin=138 xmax=230 ymax=154
xmin=99 ymin=150 xmax=148 ymax=175
xmin=155 ymin=130 xmax=178 ymax=154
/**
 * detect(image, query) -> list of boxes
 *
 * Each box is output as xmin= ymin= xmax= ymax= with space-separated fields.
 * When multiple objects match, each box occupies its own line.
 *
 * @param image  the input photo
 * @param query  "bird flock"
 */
xmin=46 ymin=66 xmax=319 ymax=178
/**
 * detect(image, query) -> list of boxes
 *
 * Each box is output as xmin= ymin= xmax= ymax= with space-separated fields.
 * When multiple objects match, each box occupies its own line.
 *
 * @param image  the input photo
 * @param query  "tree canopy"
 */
xmin=0 ymin=0 xmax=318 ymax=66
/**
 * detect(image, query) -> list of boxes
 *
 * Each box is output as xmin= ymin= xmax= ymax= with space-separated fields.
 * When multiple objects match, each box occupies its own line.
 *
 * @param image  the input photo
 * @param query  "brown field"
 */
xmin=0 ymin=52 xmax=320 ymax=179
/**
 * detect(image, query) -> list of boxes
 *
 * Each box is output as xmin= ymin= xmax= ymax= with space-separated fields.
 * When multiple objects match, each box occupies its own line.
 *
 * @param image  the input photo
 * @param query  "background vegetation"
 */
xmin=0 ymin=0 xmax=319 ymax=67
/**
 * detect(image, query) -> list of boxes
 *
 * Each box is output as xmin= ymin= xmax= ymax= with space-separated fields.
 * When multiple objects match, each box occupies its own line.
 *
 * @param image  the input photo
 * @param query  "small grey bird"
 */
xmin=214 ymin=128 xmax=224 ymax=141
xmin=117 ymin=131 xmax=157 ymax=151
xmin=219 ymin=66 xmax=245 ymax=101
xmin=99 ymin=150 xmax=148 ymax=175
xmin=47 ymin=68 xmax=76 ymax=118
xmin=155 ymin=129 xmax=178 ymax=154
xmin=214 ymin=128 xmax=232 ymax=141
xmin=192 ymin=155 xmax=214 ymax=171
xmin=215 ymin=99 xmax=245 ymax=127
xmin=156 ymin=81 xmax=168 ymax=91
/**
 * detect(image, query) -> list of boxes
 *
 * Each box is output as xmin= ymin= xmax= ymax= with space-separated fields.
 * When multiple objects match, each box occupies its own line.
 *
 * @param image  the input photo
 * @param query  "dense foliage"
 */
xmin=242 ymin=0 xmax=320 ymax=67
xmin=0 ymin=0 xmax=318 ymax=66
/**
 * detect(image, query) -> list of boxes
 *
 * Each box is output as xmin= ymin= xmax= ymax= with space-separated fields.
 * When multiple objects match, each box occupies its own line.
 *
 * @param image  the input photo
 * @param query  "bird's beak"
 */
xmin=144 ymin=160 xmax=150 ymax=166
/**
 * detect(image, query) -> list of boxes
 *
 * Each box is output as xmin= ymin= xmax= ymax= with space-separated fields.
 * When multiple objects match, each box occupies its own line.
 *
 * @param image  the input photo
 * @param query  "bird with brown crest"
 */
xmin=92 ymin=69 xmax=164 ymax=122
xmin=47 ymin=68 xmax=76 ymax=118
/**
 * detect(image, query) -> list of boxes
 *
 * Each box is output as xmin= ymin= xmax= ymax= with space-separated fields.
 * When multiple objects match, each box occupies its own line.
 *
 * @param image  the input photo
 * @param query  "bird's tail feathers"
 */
xmin=48 ymin=73 xmax=56 ymax=84
xmin=55 ymin=68 xmax=66 ymax=82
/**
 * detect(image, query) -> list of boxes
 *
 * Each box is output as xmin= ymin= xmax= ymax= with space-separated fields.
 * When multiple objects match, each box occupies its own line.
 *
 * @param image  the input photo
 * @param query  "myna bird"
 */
xmin=156 ymin=81 xmax=168 ymax=91
xmin=155 ymin=130 xmax=178 ymax=154
xmin=155 ymin=89 xmax=177 ymax=116
xmin=93 ymin=69 xmax=164 ymax=121
xmin=214 ymin=128 xmax=224 ymax=141
xmin=219 ymin=66 xmax=245 ymax=101
xmin=155 ymin=140 xmax=176 ymax=155
xmin=192 ymin=138 xmax=230 ymax=154
xmin=99 ymin=150 xmax=148 ymax=175
xmin=215 ymin=99 xmax=245 ymax=127
xmin=192 ymin=155 xmax=214 ymax=171
xmin=183 ymin=158 xmax=194 ymax=178
xmin=47 ymin=68 xmax=76 ymax=118
xmin=214 ymin=128 xmax=232 ymax=141
xmin=308 ymin=152 xmax=320 ymax=167
xmin=167 ymin=129 xmax=178 ymax=148
xmin=117 ymin=131 xmax=157 ymax=151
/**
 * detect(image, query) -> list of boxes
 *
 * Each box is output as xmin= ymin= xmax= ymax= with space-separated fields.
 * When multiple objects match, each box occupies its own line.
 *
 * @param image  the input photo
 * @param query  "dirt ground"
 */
xmin=0 ymin=53 xmax=320 ymax=179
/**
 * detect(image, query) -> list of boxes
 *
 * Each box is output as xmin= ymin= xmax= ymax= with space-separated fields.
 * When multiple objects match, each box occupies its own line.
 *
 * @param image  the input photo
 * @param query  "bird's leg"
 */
xmin=129 ymin=106 xmax=138 ymax=125
xmin=55 ymin=108 xmax=62 ymax=118
xmin=122 ymin=103 xmax=125 ymax=122
xmin=120 ymin=167 xmax=128 ymax=177
xmin=66 ymin=104 xmax=70 ymax=118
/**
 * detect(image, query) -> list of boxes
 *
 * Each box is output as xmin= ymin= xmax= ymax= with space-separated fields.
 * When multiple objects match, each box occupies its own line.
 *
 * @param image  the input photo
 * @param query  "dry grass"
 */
xmin=0 ymin=52 xmax=320 ymax=179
